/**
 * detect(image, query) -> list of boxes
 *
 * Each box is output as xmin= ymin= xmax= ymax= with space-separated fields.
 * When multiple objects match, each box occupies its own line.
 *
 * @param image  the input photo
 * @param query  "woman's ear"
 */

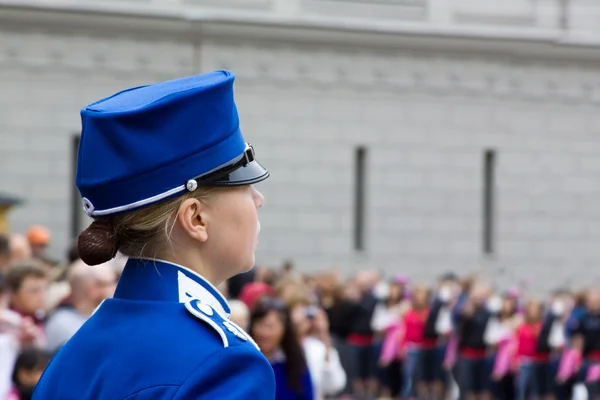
xmin=177 ymin=198 xmax=209 ymax=243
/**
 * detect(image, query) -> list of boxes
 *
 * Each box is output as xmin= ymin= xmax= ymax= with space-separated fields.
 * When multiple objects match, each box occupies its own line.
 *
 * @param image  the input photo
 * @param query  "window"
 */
xmin=483 ymin=149 xmax=496 ymax=254
xmin=354 ymin=146 xmax=367 ymax=251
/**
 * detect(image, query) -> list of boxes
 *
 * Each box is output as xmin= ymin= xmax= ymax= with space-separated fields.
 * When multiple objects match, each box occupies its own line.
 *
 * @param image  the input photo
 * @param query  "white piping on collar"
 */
xmin=133 ymin=257 xmax=230 ymax=317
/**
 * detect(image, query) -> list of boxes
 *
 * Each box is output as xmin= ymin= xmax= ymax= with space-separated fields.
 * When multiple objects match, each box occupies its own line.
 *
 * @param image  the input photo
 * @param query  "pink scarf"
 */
xmin=379 ymin=322 xmax=405 ymax=364
xmin=557 ymin=348 xmax=582 ymax=382
xmin=443 ymin=334 xmax=459 ymax=368
xmin=492 ymin=337 xmax=517 ymax=378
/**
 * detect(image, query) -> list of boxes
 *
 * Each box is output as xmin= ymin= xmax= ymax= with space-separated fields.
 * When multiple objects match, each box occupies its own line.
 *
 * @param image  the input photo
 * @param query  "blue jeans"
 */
xmin=402 ymin=347 xmax=421 ymax=398
xmin=456 ymin=356 xmax=488 ymax=395
xmin=516 ymin=360 xmax=537 ymax=400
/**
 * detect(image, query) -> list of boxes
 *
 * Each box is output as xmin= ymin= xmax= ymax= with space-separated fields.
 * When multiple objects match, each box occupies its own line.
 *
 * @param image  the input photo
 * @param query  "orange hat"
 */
xmin=26 ymin=225 xmax=51 ymax=246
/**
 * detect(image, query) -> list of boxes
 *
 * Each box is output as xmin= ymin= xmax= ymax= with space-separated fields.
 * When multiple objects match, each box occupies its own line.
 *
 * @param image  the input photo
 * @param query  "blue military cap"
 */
xmin=76 ymin=70 xmax=269 ymax=218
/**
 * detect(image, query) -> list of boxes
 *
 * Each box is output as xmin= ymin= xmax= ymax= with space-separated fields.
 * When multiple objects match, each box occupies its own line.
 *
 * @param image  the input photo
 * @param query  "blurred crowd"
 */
xmin=2 ymin=227 xmax=600 ymax=400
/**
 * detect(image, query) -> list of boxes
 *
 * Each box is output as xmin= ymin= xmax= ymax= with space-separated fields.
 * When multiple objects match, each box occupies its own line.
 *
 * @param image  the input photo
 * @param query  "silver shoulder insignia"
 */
xmin=185 ymin=299 xmax=229 ymax=348
xmin=224 ymin=320 xmax=260 ymax=350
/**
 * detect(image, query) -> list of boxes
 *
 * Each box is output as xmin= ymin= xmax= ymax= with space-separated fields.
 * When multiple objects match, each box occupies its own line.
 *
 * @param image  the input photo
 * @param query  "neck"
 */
xmin=263 ymin=348 xmax=284 ymax=363
xmin=156 ymin=254 xmax=222 ymax=287
xmin=73 ymin=299 xmax=97 ymax=317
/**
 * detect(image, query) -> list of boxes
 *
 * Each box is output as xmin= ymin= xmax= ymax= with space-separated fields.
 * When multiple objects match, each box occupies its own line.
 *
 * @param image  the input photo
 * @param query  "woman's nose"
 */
xmin=252 ymin=186 xmax=264 ymax=209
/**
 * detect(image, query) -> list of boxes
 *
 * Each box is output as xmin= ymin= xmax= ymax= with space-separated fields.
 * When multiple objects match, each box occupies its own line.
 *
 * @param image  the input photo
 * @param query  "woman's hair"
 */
xmin=411 ymin=284 xmax=431 ymax=310
xmin=500 ymin=294 xmax=518 ymax=320
xmin=524 ymin=298 xmax=543 ymax=323
xmin=12 ymin=347 xmax=51 ymax=386
xmin=77 ymin=188 xmax=213 ymax=265
xmin=250 ymin=297 xmax=307 ymax=394
xmin=275 ymin=275 xmax=314 ymax=309
xmin=5 ymin=260 xmax=47 ymax=292
xmin=387 ymin=282 xmax=405 ymax=306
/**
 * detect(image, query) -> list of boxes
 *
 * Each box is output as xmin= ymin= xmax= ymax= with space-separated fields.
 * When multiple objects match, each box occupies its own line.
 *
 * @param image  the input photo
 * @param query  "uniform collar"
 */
xmin=113 ymin=258 xmax=230 ymax=317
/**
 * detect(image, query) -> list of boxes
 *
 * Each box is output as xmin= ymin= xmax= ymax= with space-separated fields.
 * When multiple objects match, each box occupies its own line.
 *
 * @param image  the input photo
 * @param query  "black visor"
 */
xmin=190 ymin=144 xmax=269 ymax=187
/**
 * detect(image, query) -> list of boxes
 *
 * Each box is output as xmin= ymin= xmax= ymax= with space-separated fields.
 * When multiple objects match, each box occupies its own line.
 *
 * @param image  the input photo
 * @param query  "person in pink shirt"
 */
xmin=514 ymin=299 xmax=547 ymax=400
xmin=399 ymin=286 xmax=431 ymax=400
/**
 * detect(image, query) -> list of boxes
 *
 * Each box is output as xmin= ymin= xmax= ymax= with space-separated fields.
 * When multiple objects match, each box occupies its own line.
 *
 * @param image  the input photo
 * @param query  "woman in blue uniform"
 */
xmin=33 ymin=71 xmax=276 ymax=399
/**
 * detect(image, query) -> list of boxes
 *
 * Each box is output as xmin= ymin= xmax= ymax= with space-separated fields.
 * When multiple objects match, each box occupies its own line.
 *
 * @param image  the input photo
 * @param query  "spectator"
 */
xmin=514 ymin=299 xmax=545 ymax=400
xmin=240 ymin=282 xmax=276 ymax=311
xmin=290 ymin=302 xmax=346 ymax=400
xmin=227 ymin=268 xmax=255 ymax=300
xmin=250 ymin=297 xmax=314 ymax=400
xmin=371 ymin=277 xmax=409 ymax=399
xmin=323 ymin=280 xmax=357 ymax=397
xmin=25 ymin=227 xmax=50 ymax=262
xmin=400 ymin=285 xmax=432 ymax=400
xmin=570 ymin=288 xmax=600 ymax=400
xmin=229 ymin=299 xmax=250 ymax=331
xmin=44 ymin=259 xmax=117 ymax=352
xmin=0 ymin=261 xmax=47 ymax=398
xmin=539 ymin=289 xmax=574 ymax=400
xmin=489 ymin=292 xmax=520 ymax=400
xmin=8 ymin=236 xmax=30 ymax=264
xmin=454 ymin=281 xmax=493 ymax=400
xmin=0 ymin=235 xmax=10 ymax=275
xmin=7 ymin=347 xmax=51 ymax=400
xmin=5 ymin=261 xmax=47 ymax=335
xmin=346 ymin=271 xmax=379 ymax=399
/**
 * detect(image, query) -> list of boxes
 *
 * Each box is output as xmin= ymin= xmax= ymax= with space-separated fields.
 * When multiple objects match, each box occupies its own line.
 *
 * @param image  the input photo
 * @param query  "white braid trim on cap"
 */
xmin=81 ymin=150 xmax=247 ymax=218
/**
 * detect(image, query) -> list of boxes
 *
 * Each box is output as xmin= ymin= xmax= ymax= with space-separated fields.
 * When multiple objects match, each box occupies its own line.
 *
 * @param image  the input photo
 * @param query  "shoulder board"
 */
xmin=224 ymin=320 xmax=260 ymax=351
xmin=185 ymin=298 xmax=229 ymax=348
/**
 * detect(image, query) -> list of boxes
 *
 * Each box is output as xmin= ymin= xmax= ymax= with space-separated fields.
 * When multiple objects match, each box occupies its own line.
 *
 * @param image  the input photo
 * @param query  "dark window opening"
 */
xmin=483 ymin=149 xmax=496 ymax=255
xmin=354 ymin=146 xmax=367 ymax=251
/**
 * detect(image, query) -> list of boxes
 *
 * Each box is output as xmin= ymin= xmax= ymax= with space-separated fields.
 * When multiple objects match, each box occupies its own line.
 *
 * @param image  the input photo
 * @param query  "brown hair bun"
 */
xmin=77 ymin=219 xmax=120 ymax=266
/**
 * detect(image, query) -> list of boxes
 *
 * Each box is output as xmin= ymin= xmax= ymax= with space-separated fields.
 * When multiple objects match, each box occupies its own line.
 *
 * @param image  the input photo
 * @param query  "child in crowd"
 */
xmin=7 ymin=347 xmax=51 ymax=400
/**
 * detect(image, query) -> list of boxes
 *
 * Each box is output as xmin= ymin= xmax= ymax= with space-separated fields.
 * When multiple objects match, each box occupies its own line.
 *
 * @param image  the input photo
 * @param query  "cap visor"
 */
xmin=210 ymin=160 xmax=269 ymax=186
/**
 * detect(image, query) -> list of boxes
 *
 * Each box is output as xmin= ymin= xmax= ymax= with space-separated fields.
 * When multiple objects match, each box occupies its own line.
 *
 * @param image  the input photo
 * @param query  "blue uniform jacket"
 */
xmin=33 ymin=258 xmax=276 ymax=399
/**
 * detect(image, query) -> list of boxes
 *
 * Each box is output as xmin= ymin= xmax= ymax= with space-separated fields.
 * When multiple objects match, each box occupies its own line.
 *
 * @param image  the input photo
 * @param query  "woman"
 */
xmin=33 ymin=71 xmax=275 ymax=399
xmin=290 ymin=301 xmax=347 ymax=399
xmin=514 ymin=299 xmax=546 ymax=400
xmin=400 ymin=285 xmax=432 ymax=400
xmin=251 ymin=297 xmax=314 ymax=400
xmin=489 ymin=293 xmax=520 ymax=400
xmin=569 ymin=288 xmax=600 ymax=400
xmin=6 ymin=347 xmax=51 ymax=400
xmin=372 ymin=277 xmax=409 ymax=399
xmin=323 ymin=279 xmax=358 ymax=397
xmin=537 ymin=290 xmax=572 ymax=400
xmin=454 ymin=281 xmax=493 ymax=400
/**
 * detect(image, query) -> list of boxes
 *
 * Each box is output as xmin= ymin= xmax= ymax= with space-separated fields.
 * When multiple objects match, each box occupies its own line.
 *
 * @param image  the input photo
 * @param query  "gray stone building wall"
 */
xmin=2 ymin=0 xmax=600 ymax=293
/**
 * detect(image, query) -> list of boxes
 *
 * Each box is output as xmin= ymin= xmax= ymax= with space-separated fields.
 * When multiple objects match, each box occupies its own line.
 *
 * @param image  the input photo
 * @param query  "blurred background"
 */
xmin=2 ymin=0 xmax=600 ymax=399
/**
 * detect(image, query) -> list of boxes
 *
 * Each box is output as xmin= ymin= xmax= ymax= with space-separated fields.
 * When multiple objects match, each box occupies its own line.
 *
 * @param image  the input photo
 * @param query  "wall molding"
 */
xmin=0 ymin=31 xmax=195 ymax=78
xmin=203 ymin=42 xmax=600 ymax=105
xmin=1 ymin=27 xmax=599 ymax=106
xmin=453 ymin=0 xmax=536 ymax=27
xmin=2 ymin=2 xmax=600 ymax=55
xmin=182 ymin=0 xmax=272 ymax=10
xmin=301 ymin=0 xmax=426 ymax=21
